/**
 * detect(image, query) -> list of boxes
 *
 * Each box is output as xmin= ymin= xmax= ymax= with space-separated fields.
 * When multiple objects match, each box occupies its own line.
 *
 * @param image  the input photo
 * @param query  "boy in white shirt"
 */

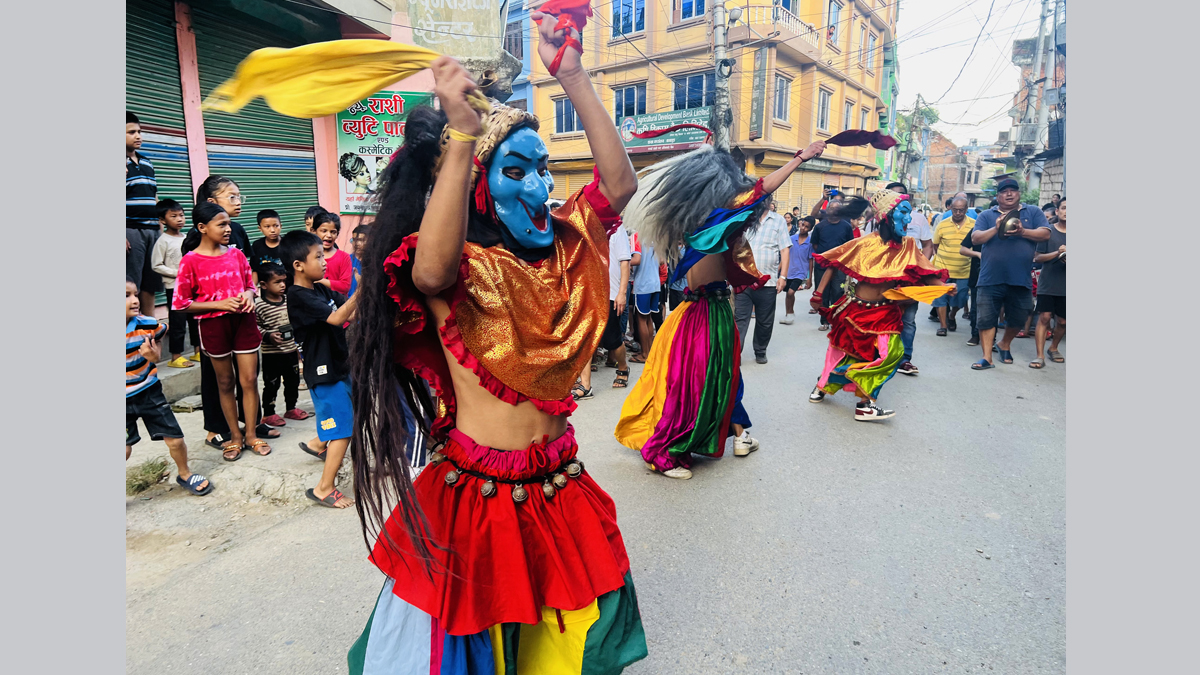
xmin=150 ymin=199 xmax=198 ymax=367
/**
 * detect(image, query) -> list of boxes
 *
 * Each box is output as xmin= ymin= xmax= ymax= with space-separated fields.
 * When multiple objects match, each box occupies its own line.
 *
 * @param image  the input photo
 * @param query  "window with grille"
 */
xmin=860 ymin=107 xmax=869 ymax=130
xmin=555 ymin=98 xmax=581 ymax=133
xmin=503 ymin=20 xmax=523 ymax=60
xmin=844 ymin=100 xmax=854 ymax=132
xmin=676 ymin=0 xmax=706 ymax=21
xmin=868 ymin=33 xmax=878 ymax=70
xmin=613 ymin=0 xmax=646 ymax=36
xmin=859 ymin=24 xmax=866 ymax=63
xmin=614 ymin=84 xmax=647 ymax=124
xmin=774 ymin=75 xmax=791 ymax=121
xmin=673 ymin=73 xmax=716 ymax=110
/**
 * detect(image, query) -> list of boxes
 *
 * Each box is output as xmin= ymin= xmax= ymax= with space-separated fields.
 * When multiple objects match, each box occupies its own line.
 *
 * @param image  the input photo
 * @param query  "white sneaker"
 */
xmin=646 ymin=461 xmax=692 ymax=479
xmin=854 ymin=401 xmax=895 ymax=422
xmin=733 ymin=434 xmax=760 ymax=456
xmin=809 ymin=386 xmax=826 ymax=403
xmin=779 ymin=314 xmax=795 ymax=325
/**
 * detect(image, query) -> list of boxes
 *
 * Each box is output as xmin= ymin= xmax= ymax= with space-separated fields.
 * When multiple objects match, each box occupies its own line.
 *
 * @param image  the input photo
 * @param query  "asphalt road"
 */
xmin=126 ymin=299 xmax=1065 ymax=674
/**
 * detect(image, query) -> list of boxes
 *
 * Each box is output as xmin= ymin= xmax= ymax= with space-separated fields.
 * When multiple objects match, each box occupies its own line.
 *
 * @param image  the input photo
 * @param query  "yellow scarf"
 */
xmin=201 ymin=39 xmax=490 ymax=119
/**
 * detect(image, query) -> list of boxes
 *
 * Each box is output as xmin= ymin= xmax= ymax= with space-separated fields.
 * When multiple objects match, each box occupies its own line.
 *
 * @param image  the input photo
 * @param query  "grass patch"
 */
xmin=127 ymin=457 xmax=169 ymax=495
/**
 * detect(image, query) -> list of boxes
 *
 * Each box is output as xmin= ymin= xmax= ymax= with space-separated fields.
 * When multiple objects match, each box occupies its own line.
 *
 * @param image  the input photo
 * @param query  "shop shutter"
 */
xmin=191 ymin=5 xmax=319 ymax=234
xmin=126 ymin=0 xmax=194 ymax=212
xmin=800 ymin=169 xmax=825 ymax=214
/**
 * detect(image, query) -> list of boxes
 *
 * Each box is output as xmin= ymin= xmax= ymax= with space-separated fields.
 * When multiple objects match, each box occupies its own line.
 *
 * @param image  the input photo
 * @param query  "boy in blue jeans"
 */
xmin=127 ymin=281 xmax=212 ymax=496
xmin=280 ymin=231 xmax=358 ymax=509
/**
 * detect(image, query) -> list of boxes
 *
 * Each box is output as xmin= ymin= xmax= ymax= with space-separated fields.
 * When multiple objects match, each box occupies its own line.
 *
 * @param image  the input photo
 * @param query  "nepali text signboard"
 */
xmin=748 ymin=47 xmax=768 ymax=140
xmin=618 ymin=107 xmax=712 ymax=154
xmin=409 ymin=0 xmax=503 ymax=60
xmin=335 ymin=90 xmax=433 ymax=215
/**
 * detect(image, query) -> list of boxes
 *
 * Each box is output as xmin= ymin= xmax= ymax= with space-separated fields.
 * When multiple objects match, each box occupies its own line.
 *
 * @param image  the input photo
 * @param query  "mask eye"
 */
xmin=537 ymin=158 xmax=549 ymax=176
xmin=503 ymin=167 xmax=526 ymax=180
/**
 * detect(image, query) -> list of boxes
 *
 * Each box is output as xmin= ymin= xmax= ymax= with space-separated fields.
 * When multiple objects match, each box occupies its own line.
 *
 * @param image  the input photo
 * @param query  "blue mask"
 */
xmin=892 ymin=200 xmax=912 ymax=238
xmin=487 ymin=128 xmax=555 ymax=249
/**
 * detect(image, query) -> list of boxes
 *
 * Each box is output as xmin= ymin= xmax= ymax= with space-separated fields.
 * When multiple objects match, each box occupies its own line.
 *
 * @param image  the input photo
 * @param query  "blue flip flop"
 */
xmin=177 ymin=473 xmax=214 ymax=496
xmin=998 ymin=349 xmax=1013 ymax=364
xmin=971 ymin=359 xmax=995 ymax=370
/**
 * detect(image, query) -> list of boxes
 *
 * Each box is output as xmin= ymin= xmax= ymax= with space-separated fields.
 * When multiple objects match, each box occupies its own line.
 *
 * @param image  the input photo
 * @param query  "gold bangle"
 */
xmin=447 ymin=128 xmax=478 ymax=143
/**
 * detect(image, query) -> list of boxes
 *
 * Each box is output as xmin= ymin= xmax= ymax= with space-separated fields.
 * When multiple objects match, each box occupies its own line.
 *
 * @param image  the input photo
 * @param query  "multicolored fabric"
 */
xmin=818 ymin=332 xmax=905 ymax=400
xmin=672 ymin=180 xmax=770 ymax=290
xmin=615 ymin=282 xmax=740 ymax=470
xmin=348 ymin=572 xmax=646 ymax=675
xmin=384 ymin=173 xmax=622 ymax=434
xmin=126 ymin=315 xmax=166 ymax=398
xmin=368 ymin=426 xmax=639 ymax=639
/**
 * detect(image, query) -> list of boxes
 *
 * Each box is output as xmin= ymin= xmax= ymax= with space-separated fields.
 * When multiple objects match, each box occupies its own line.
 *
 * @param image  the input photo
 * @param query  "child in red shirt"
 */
xmin=311 ymin=212 xmax=353 ymax=295
xmin=172 ymin=202 xmax=268 ymax=460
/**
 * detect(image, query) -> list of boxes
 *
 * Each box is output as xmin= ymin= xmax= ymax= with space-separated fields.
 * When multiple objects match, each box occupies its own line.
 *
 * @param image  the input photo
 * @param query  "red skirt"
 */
xmin=820 ymin=297 xmax=903 ymax=362
xmin=369 ymin=426 xmax=633 ymax=637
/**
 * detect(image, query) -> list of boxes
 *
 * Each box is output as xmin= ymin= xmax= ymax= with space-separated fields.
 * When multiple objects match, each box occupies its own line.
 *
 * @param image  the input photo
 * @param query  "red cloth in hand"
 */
xmin=824 ymin=130 xmax=898 ymax=150
xmin=535 ymin=0 xmax=593 ymax=31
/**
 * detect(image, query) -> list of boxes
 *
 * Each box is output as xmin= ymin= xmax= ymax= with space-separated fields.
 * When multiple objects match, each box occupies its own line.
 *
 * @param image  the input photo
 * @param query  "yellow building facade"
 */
xmin=527 ymin=0 xmax=897 ymax=213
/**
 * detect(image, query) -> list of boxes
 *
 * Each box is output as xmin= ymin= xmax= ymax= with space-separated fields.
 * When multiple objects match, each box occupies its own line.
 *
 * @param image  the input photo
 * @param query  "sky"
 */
xmin=893 ymin=0 xmax=1054 ymax=147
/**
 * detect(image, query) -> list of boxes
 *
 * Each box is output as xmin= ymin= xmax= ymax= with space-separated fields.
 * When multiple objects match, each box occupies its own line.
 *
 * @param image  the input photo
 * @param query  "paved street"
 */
xmin=127 ymin=298 xmax=1065 ymax=674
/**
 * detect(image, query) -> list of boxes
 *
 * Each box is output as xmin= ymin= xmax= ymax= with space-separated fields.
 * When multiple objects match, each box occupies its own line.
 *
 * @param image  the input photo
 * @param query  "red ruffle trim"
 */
xmin=820 ymin=301 xmax=903 ymax=362
xmin=812 ymin=253 xmax=950 ymax=285
xmin=580 ymin=166 xmax=623 ymax=236
xmin=370 ymin=428 xmax=632 ymax=636
xmin=383 ymin=235 xmax=577 ymax=423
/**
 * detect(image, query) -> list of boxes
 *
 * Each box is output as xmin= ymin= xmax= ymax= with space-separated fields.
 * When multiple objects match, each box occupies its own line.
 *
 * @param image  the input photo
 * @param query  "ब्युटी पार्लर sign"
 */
xmin=335 ymin=91 xmax=433 ymax=215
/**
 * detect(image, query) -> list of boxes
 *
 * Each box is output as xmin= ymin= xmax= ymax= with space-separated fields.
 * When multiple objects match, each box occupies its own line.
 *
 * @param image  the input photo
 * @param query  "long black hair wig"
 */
xmin=347 ymin=105 xmax=448 ymax=569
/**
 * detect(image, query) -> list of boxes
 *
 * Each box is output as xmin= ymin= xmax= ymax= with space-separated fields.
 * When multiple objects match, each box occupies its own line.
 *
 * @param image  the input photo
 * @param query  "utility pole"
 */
xmin=902 ymin=95 xmax=923 ymax=191
xmin=1023 ymin=0 xmax=1050 ymax=189
xmin=1030 ymin=0 xmax=1058 ymax=192
xmin=711 ymin=0 xmax=733 ymax=152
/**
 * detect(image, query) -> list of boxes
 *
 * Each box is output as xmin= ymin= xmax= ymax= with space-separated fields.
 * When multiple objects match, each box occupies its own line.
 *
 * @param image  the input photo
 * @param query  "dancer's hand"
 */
xmin=431 ymin=56 xmax=483 ymax=138
xmin=532 ymin=11 xmax=583 ymax=79
xmin=798 ymin=141 xmax=826 ymax=161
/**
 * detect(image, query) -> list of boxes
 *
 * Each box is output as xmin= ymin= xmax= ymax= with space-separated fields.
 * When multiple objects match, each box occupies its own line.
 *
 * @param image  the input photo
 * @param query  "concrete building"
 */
xmin=527 ymin=0 xmax=903 ymax=214
xmin=503 ymin=2 xmax=534 ymax=110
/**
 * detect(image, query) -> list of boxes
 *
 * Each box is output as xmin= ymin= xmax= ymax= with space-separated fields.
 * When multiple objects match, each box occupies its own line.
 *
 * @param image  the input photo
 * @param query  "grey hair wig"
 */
xmin=622 ymin=145 xmax=758 ymax=265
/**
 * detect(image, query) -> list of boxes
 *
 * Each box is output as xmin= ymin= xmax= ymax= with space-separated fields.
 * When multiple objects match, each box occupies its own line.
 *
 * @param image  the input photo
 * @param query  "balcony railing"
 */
xmin=743 ymin=6 xmax=821 ymax=48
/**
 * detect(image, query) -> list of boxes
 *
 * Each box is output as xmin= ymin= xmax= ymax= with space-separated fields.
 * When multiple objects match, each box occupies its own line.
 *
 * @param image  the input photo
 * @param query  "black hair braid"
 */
xmin=349 ymin=104 xmax=449 ymax=573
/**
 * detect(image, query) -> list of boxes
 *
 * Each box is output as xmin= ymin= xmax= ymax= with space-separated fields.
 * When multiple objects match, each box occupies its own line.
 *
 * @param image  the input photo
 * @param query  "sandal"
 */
xmin=818 ymin=324 xmax=830 ymax=331
xmin=630 ymin=353 xmax=647 ymax=363
xmin=1016 ymin=330 xmax=1032 ymax=339
xmin=936 ymin=328 xmax=947 ymax=337
xmin=306 ymin=487 xmax=351 ymax=509
xmin=971 ymin=359 xmax=995 ymax=370
xmin=1049 ymin=349 xmax=1064 ymax=363
xmin=248 ymin=439 xmax=272 ymax=456
xmin=998 ymin=349 xmax=1013 ymax=364
xmin=948 ymin=318 xmax=957 ymax=332
xmin=572 ymin=385 xmax=593 ymax=401
xmin=176 ymin=473 xmax=213 ymax=496
xmin=613 ymin=369 xmax=630 ymax=388
xmin=222 ymin=442 xmax=243 ymax=462
xmin=298 ymin=442 xmax=326 ymax=460
xmin=1029 ymin=358 xmax=1045 ymax=369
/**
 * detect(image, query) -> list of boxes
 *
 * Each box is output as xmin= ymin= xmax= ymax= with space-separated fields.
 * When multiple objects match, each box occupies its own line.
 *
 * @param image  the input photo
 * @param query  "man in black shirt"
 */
xmin=126 ymin=112 xmax=162 ymax=318
xmin=281 ymin=230 xmax=358 ymax=509
xmin=959 ymin=233 xmax=983 ymax=346
xmin=808 ymin=195 xmax=854 ymax=328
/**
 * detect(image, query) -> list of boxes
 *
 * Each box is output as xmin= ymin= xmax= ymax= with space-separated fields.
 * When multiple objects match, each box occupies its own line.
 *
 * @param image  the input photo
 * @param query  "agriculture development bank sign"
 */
xmin=335 ymin=91 xmax=432 ymax=215
xmin=619 ymin=107 xmax=712 ymax=154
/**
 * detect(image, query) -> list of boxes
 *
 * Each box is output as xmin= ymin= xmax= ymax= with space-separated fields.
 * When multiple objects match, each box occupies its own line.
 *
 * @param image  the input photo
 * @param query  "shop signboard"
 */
xmin=335 ymin=91 xmax=433 ymax=215
xmin=618 ymin=107 xmax=712 ymax=154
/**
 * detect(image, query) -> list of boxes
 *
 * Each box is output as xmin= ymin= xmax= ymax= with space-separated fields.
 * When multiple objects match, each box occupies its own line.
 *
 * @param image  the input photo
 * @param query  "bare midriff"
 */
xmin=427 ymin=296 xmax=569 ymax=451
xmin=853 ymin=280 xmax=897 ymax=303
xmin=685 ymin=253 xmax=727 ymax=290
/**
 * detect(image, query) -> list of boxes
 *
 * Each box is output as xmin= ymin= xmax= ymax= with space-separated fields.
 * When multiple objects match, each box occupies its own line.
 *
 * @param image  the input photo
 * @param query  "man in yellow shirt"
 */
xmin=931 ymin=196 xmax=974 ymax=335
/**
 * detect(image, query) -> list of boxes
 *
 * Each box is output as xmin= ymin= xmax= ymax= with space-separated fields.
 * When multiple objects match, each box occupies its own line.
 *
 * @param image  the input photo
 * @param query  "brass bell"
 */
xmin=552 ymin=473 xmax=568 ymax=489
xmin=542 ymin=481 xmax=557 ymax=499
xmin=565 ymin=460 xmax=583 ymax=478
xmin=444 ymin=469 xmax=459 ymax=486
xmin=480 ymin=480 xmax=496 ymax=498
xmin=512 ymin=484 xmax=528 ymax=503
xmin=429 ymin=451 xmax=446 ymax=465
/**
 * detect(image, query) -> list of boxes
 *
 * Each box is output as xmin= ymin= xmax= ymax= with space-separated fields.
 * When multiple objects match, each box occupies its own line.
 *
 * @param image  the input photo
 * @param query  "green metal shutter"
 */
xmin=191 ymin=5 xmax=319 ymax=234
xmin=126 ymin=0 xmax=194 ymax=213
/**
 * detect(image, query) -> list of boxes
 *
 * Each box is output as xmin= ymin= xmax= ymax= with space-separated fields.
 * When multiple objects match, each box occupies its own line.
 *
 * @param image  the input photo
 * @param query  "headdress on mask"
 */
xmin=432 ymin=101 xmax=539 ymax=202
xmin=869 ymin=189 xmax=907 ymax=220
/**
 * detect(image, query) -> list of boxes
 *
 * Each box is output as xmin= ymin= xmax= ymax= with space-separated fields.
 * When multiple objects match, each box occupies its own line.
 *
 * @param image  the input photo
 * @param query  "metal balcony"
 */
xmin=728 ymin=6 xmax=822 ymax=64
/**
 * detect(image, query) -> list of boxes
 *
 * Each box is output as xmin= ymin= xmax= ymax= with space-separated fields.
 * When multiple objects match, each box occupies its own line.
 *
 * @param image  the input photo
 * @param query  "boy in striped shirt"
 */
xmin=127 ymin=281 xmax=212 ymax=496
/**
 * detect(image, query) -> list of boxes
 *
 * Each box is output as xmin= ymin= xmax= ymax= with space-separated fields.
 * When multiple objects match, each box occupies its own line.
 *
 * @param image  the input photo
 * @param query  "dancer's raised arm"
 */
xmin=762 ymin=141 xmax=826 ymax=195
xmin=533 ymin=11 xmax=637 ymax=212
xmin=411 ymin=57 xmax=484 ymax=295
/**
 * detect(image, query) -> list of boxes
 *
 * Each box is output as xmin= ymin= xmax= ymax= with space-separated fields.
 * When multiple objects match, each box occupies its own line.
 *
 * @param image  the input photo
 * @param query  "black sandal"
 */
xmin=613 ymin=369 xmax=630 ymax=388
xmin=936 ymin=327 xmax=948 ymax=336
